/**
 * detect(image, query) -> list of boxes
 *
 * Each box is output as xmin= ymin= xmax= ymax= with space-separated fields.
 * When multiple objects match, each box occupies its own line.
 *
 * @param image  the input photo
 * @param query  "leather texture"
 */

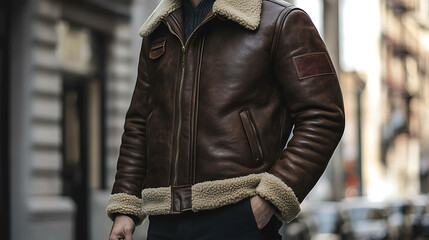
xmin=110 ymin=0 xmax=345 ymax=218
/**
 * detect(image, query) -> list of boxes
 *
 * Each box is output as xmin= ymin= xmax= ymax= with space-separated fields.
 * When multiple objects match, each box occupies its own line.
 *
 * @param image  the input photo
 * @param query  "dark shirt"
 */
xmin=183 ymin=0 xmax=216 ymax=40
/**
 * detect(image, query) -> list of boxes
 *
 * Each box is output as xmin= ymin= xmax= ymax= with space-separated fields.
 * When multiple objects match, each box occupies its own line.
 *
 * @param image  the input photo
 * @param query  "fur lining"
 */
xmin=138 ymin=0 xmax=181 ymax=37
xmin=139 ymin=0 xmax=263 ymax=37
xmin=256 ymin=173 xmax=301 ymax=222
xmin=106 ymin=193 xmax=145 ymax=225
xmin=141 ymin=187 xmax=172 ymax=215
xmin=138 ymin=173 xmax=301 ymax=223
xmin=192 ymin=174 xmax=260 ymax=210
xmin=212 ymin=0 xmax=262 ymax=31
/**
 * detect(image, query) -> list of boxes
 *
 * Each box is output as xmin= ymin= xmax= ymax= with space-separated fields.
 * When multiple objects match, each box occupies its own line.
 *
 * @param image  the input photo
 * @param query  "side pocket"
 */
xmin=239 ymin=109 xmax=264 ymax=164
xmin=279 ymin=107 xmax=287 ymax=159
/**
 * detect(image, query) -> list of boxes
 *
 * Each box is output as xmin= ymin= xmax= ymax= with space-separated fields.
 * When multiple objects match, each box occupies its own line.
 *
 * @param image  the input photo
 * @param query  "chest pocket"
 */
xmin=149 ymin=37 xmax=166 ymax=60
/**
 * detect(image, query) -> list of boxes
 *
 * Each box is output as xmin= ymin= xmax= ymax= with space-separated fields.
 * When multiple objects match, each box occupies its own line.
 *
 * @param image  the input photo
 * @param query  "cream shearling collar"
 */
xmin=139 ymin=0 xmax=263 ymax=37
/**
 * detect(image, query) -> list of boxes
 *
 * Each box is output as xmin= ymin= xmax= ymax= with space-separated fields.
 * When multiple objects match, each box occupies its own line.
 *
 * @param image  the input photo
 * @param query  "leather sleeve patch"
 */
xmin=292 ymin=52 xmax=334 ymax=80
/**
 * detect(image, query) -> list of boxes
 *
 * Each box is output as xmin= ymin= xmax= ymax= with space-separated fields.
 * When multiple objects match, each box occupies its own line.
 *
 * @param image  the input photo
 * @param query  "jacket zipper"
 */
xmin=163 ymin=19 xmax=186 ymax=186
xmin=172 ymin=47 xmax=188 ymax=186
xmin=164 ymin=13 xmax=215 ymax=186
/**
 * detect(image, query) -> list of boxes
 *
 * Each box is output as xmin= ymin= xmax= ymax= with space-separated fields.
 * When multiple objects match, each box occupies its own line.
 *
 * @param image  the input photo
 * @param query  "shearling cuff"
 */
xmin=141 ymin=187 xmax=171 ymax=215
xmin=106 ymin=193 xmax=145 ymax=225
xmin=256 ymin=173 xmax=301 ymax=223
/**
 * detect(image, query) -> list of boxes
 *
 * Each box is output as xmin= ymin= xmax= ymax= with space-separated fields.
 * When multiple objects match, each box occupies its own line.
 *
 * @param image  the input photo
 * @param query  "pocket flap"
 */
xmin=149 ymin=37 xmax=166 ymax=59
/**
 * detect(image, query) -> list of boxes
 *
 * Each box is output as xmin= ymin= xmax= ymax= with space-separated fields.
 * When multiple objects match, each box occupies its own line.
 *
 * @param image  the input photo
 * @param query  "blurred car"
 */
xmin=304 ymin=201 xmax=342 ymax=240
xmin=281 ymin=216 xmax=312 ymax=240
xmin=339 ymin=197 xmax=389 ymax=240
xmin=411 ymin=195 xmax=429 ymax=239
xmin=386 ymin=198 xmax=413 ymax=240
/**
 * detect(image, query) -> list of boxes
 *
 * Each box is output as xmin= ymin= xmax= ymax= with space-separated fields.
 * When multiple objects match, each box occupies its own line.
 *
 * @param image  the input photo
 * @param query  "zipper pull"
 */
xmin=182 ymin=46 xmax=186 ymax=68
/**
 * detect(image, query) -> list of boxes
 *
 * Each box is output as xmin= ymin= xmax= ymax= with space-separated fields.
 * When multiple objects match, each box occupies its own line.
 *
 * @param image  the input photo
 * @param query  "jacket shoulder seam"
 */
xmin=265 ymin=0 xmax=293 ymax=8
xmin=269 ymin=4 xmax=301 ymax=59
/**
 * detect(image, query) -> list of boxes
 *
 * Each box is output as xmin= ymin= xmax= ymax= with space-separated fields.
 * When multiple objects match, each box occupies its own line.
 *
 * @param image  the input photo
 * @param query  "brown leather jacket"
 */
xmin=107 ymin=0 xmax=345 ymax=225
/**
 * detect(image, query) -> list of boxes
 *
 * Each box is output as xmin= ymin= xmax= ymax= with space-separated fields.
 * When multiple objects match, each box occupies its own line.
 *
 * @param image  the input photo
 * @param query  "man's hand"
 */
xmin=250 ymin=195 xmax=275 ymax=229
xmin=109 ymin=215 xmax=136 ymax=240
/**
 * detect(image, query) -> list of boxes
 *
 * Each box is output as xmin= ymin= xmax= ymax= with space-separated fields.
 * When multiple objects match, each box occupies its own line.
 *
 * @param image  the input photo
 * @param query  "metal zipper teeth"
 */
xmin=165 ymin=13 xmax=216 ymax=186
xmin=173 ymin=48 xmax=186 ymax=186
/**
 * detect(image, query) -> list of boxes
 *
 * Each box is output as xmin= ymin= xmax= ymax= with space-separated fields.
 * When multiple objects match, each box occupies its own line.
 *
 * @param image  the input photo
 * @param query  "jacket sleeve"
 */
xmin=255 ymin=9 xmax=345 ymax=222
xmin=106 ymin=38 xmax=151 ymax=225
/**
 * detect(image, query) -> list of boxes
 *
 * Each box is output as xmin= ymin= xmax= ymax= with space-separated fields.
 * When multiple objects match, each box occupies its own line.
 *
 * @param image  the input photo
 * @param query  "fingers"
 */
xmin=109 ymin=215 xmax=136 ymax=240
xmin=125 ymin=230 xmax=133 ymax=240
xmin=109 ymin=230 xmax=132 ymax=240
xmin=256 ymin=211 xmax=274 ymax=229
xmin=250 ymin=195 xmax=275 ymax=229
xmin=109 ymin=225 xmax=125 ymax=240
xmin=108 ymin=232 xmax=122 ymax=240
xmin=123 ymin=224 xmax=134 ymax=240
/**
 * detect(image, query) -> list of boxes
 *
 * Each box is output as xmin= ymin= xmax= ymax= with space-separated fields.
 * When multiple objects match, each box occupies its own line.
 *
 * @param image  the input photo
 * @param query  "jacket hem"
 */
xmin=141 ymin=172 xmax=301 ymax=222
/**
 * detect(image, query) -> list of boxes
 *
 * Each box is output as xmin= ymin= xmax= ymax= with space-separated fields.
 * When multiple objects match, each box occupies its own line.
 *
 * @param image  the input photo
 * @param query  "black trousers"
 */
xmin=147 ymin=198 xmax=283 ymax=240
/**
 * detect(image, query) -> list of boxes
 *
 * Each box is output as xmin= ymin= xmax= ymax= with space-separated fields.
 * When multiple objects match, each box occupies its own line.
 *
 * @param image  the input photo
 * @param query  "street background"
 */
xmin=1 ymin=0 xmax=428 ymax=239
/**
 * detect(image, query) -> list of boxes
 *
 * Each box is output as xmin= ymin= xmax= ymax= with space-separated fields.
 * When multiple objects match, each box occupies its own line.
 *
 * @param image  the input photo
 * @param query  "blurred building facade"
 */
xmin=379 ymin=0 xmax=429 ymax=196
xmin=4 ymin=0 xmax=159 ymax=239
xmin=341 ymin=0 xmax=429 ymax=200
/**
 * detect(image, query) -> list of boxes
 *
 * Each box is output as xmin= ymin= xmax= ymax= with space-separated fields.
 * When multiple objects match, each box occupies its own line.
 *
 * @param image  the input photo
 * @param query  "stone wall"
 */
xmin=9 ymin=0 xmax=160 ymax=239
